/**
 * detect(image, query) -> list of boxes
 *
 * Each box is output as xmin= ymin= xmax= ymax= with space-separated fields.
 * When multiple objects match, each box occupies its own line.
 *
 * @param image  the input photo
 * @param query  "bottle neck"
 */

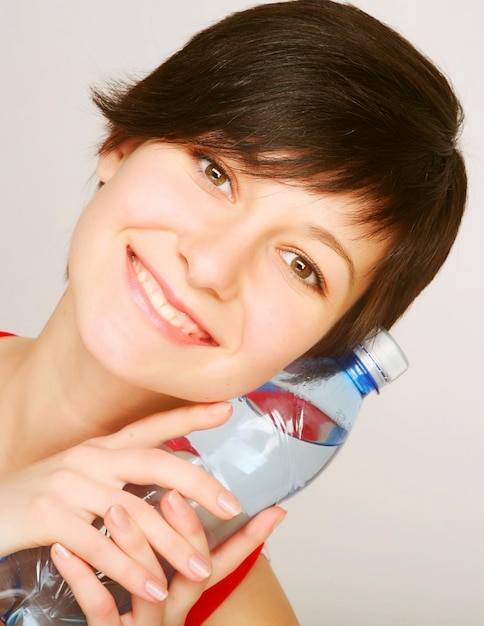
xmin=336 ymin=353 xmax=380 ymax=397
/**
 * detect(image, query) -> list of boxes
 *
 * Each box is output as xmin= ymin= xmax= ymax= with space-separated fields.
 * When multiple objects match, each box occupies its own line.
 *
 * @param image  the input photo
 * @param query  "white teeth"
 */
xmin=178 ymin=312 xmax=199 ymax=334
xmin=143 ymin=281 xmax=155 ymax=296
xmin=131 ymin=254 xmax=209 ymax=340
xmin=158 ymin=304 xmax=177 ymax=322
xmin=168 ymin=316 xmax=183 ymax=328
xmin=149 ymin=291 xmax=166 ymax=310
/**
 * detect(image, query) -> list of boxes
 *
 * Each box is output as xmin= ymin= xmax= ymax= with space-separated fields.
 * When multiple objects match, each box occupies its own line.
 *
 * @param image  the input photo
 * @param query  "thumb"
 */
xmin=92 ymin=402 xmax=233 ymax=449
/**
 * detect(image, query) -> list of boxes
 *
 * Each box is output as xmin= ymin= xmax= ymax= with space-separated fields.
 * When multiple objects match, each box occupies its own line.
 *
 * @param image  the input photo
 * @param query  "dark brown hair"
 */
xmin=92 ymin=0 xmax=466 ymax=356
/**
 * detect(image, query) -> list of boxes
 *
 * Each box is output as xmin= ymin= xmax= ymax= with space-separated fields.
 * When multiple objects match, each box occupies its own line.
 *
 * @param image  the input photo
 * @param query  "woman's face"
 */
xmin=68 ymin=141 xmax=388 ymax=401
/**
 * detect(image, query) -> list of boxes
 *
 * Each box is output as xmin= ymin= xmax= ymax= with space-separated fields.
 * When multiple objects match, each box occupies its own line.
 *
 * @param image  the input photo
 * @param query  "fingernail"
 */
xmin=207 ymin=402 xmax=232 ymax=416
xmin=217 ymin=491 xmax=243 ymax=516
xmin=109 ymin=504 xmax=130 ymax=530
xmin=145 ymin=579 xmax=168 ymax=602
xmin=271 ymin=510 xmax=287 ymax=532
xmin=53 ymin=543 xmax=72 ymax=559
xmin=189 ymin=554 xmax=212 ymax=579
xmin=167 ymin=489 xmax=191 ymax=515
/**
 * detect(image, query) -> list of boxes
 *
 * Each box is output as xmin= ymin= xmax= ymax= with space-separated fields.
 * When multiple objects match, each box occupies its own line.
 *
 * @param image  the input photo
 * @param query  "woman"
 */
xmin=0 ymin=1 xmax=466 ymax=624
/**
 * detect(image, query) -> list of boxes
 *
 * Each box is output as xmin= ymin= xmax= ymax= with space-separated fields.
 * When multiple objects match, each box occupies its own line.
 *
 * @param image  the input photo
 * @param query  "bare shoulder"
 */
xmin=203 ymin=553 xmax=300 ymax=625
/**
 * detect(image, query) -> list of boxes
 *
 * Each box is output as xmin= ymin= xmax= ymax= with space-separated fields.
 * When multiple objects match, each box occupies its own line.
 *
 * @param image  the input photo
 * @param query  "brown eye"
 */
xmin=204 ymin=162 xmax=228 ymax=187
xmin=279 ymin=250 xmax=321 ymax=289
xmin=290 ymin=256 xmax=312 ymax=279
xmin=199 ymin=156 xmax=233 ymax=199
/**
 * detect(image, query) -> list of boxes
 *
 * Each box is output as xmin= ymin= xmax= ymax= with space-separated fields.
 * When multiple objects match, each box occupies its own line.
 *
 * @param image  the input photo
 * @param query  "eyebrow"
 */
xmin=305 ymin=224 xmax=356 ymax=286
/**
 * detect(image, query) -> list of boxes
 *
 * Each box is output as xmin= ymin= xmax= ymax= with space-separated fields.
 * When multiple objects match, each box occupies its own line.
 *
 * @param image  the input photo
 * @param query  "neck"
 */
xmin=0 ymin=289 xmax=186 ymax=472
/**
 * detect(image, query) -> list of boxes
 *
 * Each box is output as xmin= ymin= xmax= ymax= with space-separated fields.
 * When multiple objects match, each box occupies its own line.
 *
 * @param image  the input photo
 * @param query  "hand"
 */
xmin=51 ymin=500 xmax=171 ymax=626
xmin=51 ymin=489 xmax=286 ymax=626
xmin=0 ymin=403 xmax=243 ymax=602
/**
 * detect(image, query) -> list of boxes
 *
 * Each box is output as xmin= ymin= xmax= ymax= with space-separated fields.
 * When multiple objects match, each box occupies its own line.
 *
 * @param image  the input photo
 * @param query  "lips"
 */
xmin=128 ymin=248 xmax=215 ymax=344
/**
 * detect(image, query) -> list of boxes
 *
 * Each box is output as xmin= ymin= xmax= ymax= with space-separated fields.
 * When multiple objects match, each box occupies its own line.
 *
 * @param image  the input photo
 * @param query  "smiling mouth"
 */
xmin=130 ymin=252 xmax=214 ymax=343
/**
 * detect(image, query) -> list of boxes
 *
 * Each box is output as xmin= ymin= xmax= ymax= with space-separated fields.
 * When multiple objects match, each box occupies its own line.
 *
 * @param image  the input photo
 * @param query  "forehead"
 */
xmin=237 ymin=169 xmax=390 ymax=282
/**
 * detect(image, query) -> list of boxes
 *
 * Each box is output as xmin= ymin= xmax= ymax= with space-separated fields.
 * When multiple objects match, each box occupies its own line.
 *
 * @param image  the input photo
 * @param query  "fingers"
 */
xmin=27 ymin=444 xmax=244 ymax=585
xmin=160 ymin=490 xmax=211 ymax=579
xmin=110 ymin=496 xmax=212 ymax=626
xmin=51 ymin=505 xmax=169 ymax=626
xmin=208 ymin=506 xmax=287 ymax=586
xmin=55 ymin=444 xmax=242 ymax=521
xmin=159 ymin=491 xmax=213 ymax=625
xmin=104 ymin=504 xmax=171 ymax=626
xmin=51 ymin=497 xmax=214 ymax=626
xmin=165 ymin=507 xmax=286 ymax=624
xmin=49 ymin=515 xmax=170 ymax=603
xmin=2 ymin=402 xmax=235 ymax=556
xmin=114 ymin=449 xmax=242 ymax=519
xmin=51 ymin=543 xmax=125 ymax=626
xmin=104 ymin=504 xmax=167 ymax=585
xmin=94 ymin=402 xmax=233 ymax=450
xmin=165 ymin=506 xmax=287 ymax=624
xmin=52 ymin=504 xmax=209 ymax=590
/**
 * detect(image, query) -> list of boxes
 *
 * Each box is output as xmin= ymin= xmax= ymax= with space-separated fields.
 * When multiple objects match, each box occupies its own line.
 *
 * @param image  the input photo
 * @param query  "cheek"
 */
xmin=115 ymin=166 xmax=204 ymax=229
xmin=67 ymin=210 xmax=100 ymax=284
xmin=244 ymin=285 xmax=325 ymax=365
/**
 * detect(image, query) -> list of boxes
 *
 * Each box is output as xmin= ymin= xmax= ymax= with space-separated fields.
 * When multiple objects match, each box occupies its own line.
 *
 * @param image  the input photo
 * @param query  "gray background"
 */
xmin=1 ymin=1 xmax=483 ymax=624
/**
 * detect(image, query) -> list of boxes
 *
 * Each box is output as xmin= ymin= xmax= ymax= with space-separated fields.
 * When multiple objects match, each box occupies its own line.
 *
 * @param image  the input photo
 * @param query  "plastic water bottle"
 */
xmin=0 ymin=329 xmax=408 ymax=624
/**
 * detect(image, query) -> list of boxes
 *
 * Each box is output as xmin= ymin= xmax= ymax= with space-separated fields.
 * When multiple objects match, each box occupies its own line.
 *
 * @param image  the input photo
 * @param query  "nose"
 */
xmin=177 ymin=224 xmax=252 ymax=300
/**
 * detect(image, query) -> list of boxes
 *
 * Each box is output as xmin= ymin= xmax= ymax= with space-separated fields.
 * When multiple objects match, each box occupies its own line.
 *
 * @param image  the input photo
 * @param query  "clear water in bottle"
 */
xmin=0 ymin=329 xmax=408 ymax=625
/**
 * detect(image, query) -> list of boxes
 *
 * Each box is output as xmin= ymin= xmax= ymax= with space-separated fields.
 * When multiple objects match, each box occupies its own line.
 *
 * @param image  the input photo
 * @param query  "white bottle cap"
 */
xmin=353 ymin=329 xmax=409 ymax=389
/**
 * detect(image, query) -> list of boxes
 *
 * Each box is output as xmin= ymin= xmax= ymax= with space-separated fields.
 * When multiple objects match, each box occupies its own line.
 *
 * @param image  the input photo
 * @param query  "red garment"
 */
xmin=0 ymin=331 xmax=262 ymax=624
xmin=185 ymin=544 xmax=263 ymax=625
xmin=0 ymin=546 xmax=263 ymax=626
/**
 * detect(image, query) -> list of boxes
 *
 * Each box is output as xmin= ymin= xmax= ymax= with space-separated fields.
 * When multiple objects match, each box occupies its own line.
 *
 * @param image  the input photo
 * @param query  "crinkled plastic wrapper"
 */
xmin=0 ymin=547 xmax=128 ymax=625
xmin=0 ymin=360 xmax=364 ymax=625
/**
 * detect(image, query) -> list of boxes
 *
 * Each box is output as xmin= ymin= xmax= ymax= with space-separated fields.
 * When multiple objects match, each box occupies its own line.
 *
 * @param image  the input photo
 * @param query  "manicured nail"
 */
xmin=271 ymin=510 xmax=287 ymax=531
xmin=189 ymin=554 xmax=212 ymax=579
xmin=217 ymin=491 xmax=243 ymax=516
xmin=53 ymin=543 xmax=72 ymax=559
xmin=109 ymin=503 xmax=130 ymax=530
xmin=145 ymin=579 xmax=168 ymax=602
xmin=207 ymin=402 xmax=232 ymax=416
xmin=167 ymin=489 xmax=191 ymax=515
